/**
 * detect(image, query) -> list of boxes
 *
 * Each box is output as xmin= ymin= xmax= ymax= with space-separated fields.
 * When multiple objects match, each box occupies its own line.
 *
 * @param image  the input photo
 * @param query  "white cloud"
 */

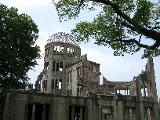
xmin=2 ymin=0 xmax=52 ymax=8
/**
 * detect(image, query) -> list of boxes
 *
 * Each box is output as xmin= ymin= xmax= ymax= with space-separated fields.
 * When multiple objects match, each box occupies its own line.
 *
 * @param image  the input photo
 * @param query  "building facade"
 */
xmin=1 ymin=91 xmax=159 ymax=120
xmin=1 ymin=32 xmax=159 ymax=120
xmin=35 ymin=32 xmax=101 ymax=96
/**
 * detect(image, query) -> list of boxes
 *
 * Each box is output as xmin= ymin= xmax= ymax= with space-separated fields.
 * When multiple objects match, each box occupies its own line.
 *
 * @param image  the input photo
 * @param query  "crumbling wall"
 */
xmin=82 ymin=60 xmax=100 ymax=82
xmin=65 ymin=54 xmax=101 ymax=96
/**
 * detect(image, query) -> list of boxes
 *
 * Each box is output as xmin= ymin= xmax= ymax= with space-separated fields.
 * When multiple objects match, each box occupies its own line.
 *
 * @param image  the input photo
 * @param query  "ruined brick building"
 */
xmin=35 ymin=32 xmax=101 ymax=96
xmin=0 ymin=32 xmax=159 ymax=120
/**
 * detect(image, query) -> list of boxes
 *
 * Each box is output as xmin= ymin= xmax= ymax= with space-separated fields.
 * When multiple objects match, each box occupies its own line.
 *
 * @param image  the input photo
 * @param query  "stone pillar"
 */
xmin=80 ymin=107 xmax=83 ymax=120
xmin=146 ymin=58 xmax=159 ymax=120
xmin=46 ymin=59 xmax=53 ymax=93
xmin=42 ymin=105 xmax=46 ymax=120
xmin=98 ymin=103 xmax=102 ymax=120
xmin=147 ymin=108 xmax=152 ymax=120
xmin=119 ymin=90 xmax=120 ymax=94
xmin=71 ymin=106 xmax=75 ymax=120
xmin=129 ymin=108 xmax=133 ymax=120
xmin=113 ymin=96 xmax=118 ymax=120
xmin=62 ymin=60 xmax=67 ymax=95
xmin=117 ymin=101 xmax=124 ymax=120
xmin=127 ymin=89 xmax=129 ymax=95
xmin=2 ymin=93 xmax=10 ymax=120
xmin=143 ymin=87 xmax=146 ymax=97
xmin=31 ymin=104 xmax=35 ymax=120
xmin=53 ymin=79 xmax=56 ymax=93
xmin=136 ymin=76 xmax=145 ymax=120
xmin=96 ymin=102 xmax=100 ymax=120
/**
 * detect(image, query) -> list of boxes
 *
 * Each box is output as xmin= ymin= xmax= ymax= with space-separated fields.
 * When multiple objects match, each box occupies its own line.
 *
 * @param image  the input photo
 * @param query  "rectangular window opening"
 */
xmin=60 ymin=46 xmax=64 ymax=52
xmin=43 ymin=80 xmax=47 ymax=91
xmin=68 ymin=106 xmax=86 ymax=120
xmin=44 ymin=62 xmax=49 ymax=71
xmin=54 ymin=46 xmax=61 ymax=52
xmin=53 ymin=61 xmax=56 ymax=71
xmin=59 ymin=62 xmax=63 ymax=72
xmin=51 ymin=79 xmax=54 ymax=89
xmin=55 ymin=79 xmax=59 ymax=90
xmin=59 ymin=79 xmax=62 ymax=90
xmin=56 ymin=61 xmax=59 ymax=71
xmin=27 ymin=104 xmax=49 ymax=120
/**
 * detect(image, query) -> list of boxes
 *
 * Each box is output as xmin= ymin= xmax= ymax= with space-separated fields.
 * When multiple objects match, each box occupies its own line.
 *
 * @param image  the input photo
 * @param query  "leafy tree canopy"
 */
xmin=0 ymin=4 xmax=40 ymax=90
xmin=55 ymin=0 xmax=160 ymax=57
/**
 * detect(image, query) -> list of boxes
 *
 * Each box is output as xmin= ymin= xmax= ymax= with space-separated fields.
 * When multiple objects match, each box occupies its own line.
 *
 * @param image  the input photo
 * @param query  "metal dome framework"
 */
xmin=47 ymin=32 xmax=79 ymax=46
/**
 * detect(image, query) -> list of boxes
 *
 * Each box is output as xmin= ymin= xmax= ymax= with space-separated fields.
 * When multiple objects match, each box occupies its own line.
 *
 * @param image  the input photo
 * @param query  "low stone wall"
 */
xmin=2 ymin=92 xmax=159 ymax=120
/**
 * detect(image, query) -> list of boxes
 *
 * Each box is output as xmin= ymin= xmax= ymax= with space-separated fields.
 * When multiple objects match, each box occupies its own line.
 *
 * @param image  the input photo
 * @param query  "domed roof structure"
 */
xmin=47 ymin=32 xmax=79 ymax=46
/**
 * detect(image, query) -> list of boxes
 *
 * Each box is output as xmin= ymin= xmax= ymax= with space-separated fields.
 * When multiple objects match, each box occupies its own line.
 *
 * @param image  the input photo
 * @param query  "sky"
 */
xmin=1 ymin=0 xmax=159 ymax=97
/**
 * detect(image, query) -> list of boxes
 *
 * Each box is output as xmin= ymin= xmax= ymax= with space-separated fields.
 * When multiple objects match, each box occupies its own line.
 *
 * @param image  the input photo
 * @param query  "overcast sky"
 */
xmin=1 ymin=0 xmax=159 ymax=97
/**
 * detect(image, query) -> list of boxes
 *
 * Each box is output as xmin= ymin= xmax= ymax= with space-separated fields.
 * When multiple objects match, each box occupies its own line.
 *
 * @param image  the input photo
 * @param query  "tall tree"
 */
xmin=0 ymin=4 xmax=40 ymax=90
xmin=55 ymin=0 xmax=160 ymax=57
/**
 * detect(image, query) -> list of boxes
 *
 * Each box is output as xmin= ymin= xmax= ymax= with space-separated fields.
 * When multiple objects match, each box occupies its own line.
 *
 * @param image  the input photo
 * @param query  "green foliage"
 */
xmin=55 ymin=0 xmax=160 ymax=57
xmin=0 ymin=4 xmax=40 ymax=90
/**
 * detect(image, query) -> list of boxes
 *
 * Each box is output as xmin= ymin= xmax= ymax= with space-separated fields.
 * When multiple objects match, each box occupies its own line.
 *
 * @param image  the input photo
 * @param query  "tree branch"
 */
xmin=115 ymin=38 xmax=160 ymax=50
xmin=91 ymin=0 xmax=160 ymax=41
